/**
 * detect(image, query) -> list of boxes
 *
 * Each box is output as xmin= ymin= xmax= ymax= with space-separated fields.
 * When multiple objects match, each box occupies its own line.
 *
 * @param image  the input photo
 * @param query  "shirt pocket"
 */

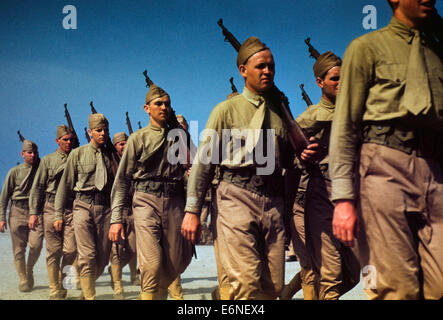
xmin=371 ymin=62 xmax=407 ymax=114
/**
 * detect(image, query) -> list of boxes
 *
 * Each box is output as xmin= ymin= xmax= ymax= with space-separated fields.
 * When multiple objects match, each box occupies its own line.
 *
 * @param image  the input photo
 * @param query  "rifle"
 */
xmin=17 ymin=130 xmax=25 ymax=142
xmin=143 ymin=70 xmax=154 ymax=87
xmin=126 ymin=112 xmax=134 ymax=135
xmin=229 ymin=77 xmax=238 ymax=93
xmin=64 ymin=103 xmax=80 ymax=148
xmin=299 ymin=84 xmax=313 ymax=107
xmin=84 ymin=127 xmax=91 ymax=143
xmin=90 ymin=101 xmax=98 ymax=114
xmin=217 ymin=19 xmax=309 ymax=157
xmin=304 ymin=37 xmax=321 ymax=59
xmin=138 ymin=121 xmax=142 ymax=130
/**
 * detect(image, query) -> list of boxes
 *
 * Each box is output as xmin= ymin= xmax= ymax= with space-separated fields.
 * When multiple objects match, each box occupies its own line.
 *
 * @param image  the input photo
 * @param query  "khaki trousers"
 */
xmin=109 ymin=212 xmax=136 ymax=267
xmin=290 ymin=201 xmax=317 ymax=287
xmin=216 ymin=181 xmax=286 ymax=300
xmin=72 ymin=199 xmax=112 ymax=279
xmin=358 ymin=143 xmax=443 ymax=300
xmin=43 ymin=201 xmax=77 ymax=279
xmin=305 ymin=175 xmax=360 ymax=300
xmin=132 ymin=191 xmax=192 ymax=294
xmin=9 ymin=204 xmax=44 ymax=274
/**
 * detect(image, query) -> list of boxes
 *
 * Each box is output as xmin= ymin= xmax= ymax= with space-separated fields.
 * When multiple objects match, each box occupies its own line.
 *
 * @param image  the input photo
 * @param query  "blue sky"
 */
xmin=1 ymin=0 xmax=442 ymax=180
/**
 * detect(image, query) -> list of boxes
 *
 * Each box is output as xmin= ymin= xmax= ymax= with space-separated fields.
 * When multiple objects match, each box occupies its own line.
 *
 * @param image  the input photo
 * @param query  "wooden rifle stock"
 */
xmin=299 ymin=84 xmax=313 ymax=107
xmin=64 ymin=103 xmax=80 ymax=148
xmin=217 ymin=19 xmax=309 ymax=157
xmin=126 ymin=112 xmax=134 ymax=135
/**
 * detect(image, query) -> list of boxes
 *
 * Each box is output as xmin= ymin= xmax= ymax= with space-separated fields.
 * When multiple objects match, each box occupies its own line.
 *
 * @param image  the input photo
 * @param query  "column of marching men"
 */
xmin=1 ymin=0 xmax=442 ymax=300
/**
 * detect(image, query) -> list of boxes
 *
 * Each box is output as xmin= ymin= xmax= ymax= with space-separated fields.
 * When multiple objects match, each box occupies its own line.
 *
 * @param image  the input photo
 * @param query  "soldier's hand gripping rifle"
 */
xmin=64 ymin=103 xmax=80 ymax=148
xmin=304 ymin=37 xmax=321 ymax=60
xmin=126 ymin=112 xmax=134 ymax=135
xmin=300 ymin=84 xmax=313 ymax=107
xmin=17 ymin=130 xmax=25 ymax=142
xmin=217 ymin=19 xmax=310 ymax=158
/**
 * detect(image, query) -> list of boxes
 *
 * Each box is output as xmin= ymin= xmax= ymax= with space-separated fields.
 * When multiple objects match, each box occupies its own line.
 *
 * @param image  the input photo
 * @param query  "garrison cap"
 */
xmin=313 ymin=51 xmax=342 ymax=79
xmin=22 ymin=140 xmax=38 ymax=152
xmin=88 ymin=113 xmax=109 ymax=130
xmin=236 ymin=36 xmax=269 ymax=67
xmin=57 ymin=124 xmax=73 ymax=139
xmin=112 ymin=132 xmax=128 ymax=145
xmin=145 ymin=84 xmax=169 ymax=105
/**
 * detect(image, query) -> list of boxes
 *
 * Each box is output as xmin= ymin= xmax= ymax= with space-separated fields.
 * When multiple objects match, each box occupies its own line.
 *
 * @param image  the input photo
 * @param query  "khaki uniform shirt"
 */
xmin=0 ymin=162 xmax=39 ymax=221
xmin=185 ymin=86 xmax=293 ymax=215
xmin=110 ymin=122 xmax=187 ymax=224
xmin=54 ymin=142 xmax=114 ymax=220
xmin=29 ymin=149 xmax=69 ymax=217
xmin=329 ymin=17 xmax=443 ymax=201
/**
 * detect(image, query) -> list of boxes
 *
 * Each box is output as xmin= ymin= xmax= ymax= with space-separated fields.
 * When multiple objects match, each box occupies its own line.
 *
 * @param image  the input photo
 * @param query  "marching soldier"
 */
xmin=55 ymin=113 xmax=115 ymax=300
xmin=0 ymin=140 xmax=43 ymax=292
xmin=181 ymin=37 xmax=314 ymax=299
xmin=109 ymin=83 xmax=193 ymax=300
xmin=107 ymin=132 xmax=140 ymax=299
xmin=294 ymin=51 xmax=360 ymax=300
xmin=330 ymin=0 xmax=443 ymax=299
xmin=29 ymin=125 xmax=77 ymax=299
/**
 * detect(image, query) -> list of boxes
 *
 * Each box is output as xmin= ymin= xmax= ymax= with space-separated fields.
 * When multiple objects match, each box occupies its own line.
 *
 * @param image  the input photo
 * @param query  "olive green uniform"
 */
xmin=297 ymin=98 xmax=360 ymax=299
xmin=330 ymin=16 xmax=443 ymax=299
xmin=186 ymin=87 xmax=294 ymax=300
xmin=111 ymin=122 xmax=192 ymax=299
xmin=0 ymin=162 xmax=44 ymax=290
xmin=55 ymin=142 xmax=114 ymax=299
xmin=29 ymin=149 xmax=77 ymax=298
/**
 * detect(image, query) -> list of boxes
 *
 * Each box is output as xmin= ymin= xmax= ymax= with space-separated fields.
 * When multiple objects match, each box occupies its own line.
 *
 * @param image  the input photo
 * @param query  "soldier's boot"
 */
xmin=168 ymin=276 xmax=184 ymax=300
xmin=14 ymin=259 xmax=31 ymax=292
xmin=26 ymin=248 xmax=41 ymax=290
xmin=107 ymin=265 xmax=114 ymax=290
xmin=139 ymin=291 xmax=155 ymax=300
xmin=211 ymin=287 xmax=220 ymax=300
xmin=79 ymin=276 xmax=96 ymax=300
xmin=219 ymin=285 xmax=233 ymax=300
xmin=301 ymin=283 xmax=318 ymax=300
xmin=48 ymin=264 xmax=63 ymax=300
xmin=72 ymin=259 xmax=81 ymax=290
xmin=157 ymin=287 xmax=169 ymax=300
xmin=280 ymin=272 xmax=302 ymax=300
xmin=129 ymin=257 xmax=140 ymax=286
xmin=110 ymin=264 xmax=125 ymax=300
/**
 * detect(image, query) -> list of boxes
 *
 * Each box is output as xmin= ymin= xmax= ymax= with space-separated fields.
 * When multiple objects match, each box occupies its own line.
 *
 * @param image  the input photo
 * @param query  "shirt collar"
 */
xmin=56 ymin=149 xmax=68 ymax=158
xmin=388 ymin=16 xmax=420 ymax=44
xmin=319 ymin=97 xmax=335 ymax=111
xmin=147 ymin=122 xmax=166 ymax=133
xmin=241 ymin=86 xmax=266 ymax=108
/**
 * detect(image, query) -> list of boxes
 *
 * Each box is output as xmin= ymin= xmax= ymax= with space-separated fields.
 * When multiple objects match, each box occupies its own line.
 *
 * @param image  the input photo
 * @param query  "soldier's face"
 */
xmin=240 ymin=49 xmax=275 ymax=95
xmin=390 ymin=0 xmax=436 ymax=26
xmin=317 ymin=66 xmax=341 ymax=103
xmin=56 ymin=133 xmax=74 ymax=154
xmin=114 ymin=140 xmax=127 ymax=157
xmin=145 ymin=95 xmax=171 ymax=128
xmin=21 ymin=150 xmax=38 ymax=165
xmin=89 ymin=127 xmax=109 ymax=147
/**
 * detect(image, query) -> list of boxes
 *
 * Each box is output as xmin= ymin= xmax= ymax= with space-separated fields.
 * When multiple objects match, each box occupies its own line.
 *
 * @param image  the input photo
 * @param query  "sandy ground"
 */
xmin=0 ymin=231 xmax=367 ymax=300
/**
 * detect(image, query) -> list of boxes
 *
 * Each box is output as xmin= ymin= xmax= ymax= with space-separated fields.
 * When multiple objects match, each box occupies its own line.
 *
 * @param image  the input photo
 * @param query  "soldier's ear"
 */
xmin=144 ymin=104 xmax=150 ymax=115
xmin=316 ymin=76 xmax=324 ymax=90
xmin=239 ymin=64 xmax=247 ymax=78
